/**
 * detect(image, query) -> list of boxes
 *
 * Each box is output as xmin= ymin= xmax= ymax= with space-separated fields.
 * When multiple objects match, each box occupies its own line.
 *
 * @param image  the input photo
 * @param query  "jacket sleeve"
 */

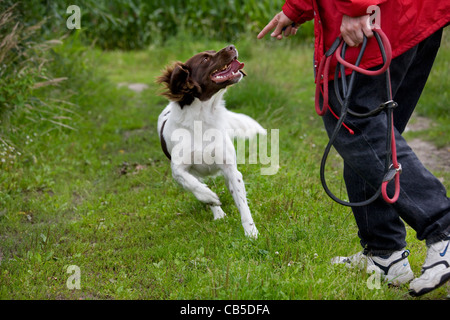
xmin=334 ymin=0 xmax=387 ymax=17
xmin=282 ymin=0 xmax=315 ymax=25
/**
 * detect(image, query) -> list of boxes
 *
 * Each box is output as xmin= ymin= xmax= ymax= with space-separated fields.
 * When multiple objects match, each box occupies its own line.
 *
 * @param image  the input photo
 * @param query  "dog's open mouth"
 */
xmin=211 ymin=58 xmax=245 ymax=83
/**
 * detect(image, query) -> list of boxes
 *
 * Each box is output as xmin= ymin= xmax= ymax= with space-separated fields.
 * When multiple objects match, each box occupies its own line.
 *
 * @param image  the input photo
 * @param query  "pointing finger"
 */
xmin=257 ymin=16 xmax=279 ymax=39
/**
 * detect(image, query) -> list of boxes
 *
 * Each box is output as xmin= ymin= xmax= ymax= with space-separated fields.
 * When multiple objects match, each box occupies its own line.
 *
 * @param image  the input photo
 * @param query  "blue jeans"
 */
xmin=322 ymin=28 xmax=450 ymax=255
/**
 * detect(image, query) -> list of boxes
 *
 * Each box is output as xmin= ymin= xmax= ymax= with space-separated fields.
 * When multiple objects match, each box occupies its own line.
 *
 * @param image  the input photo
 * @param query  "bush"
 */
xmin=0 ymin=2 xmax=56 ymax=168
xmin=15 ymin=0 xmax=314 ymax=50
xmin=0 ymin=2 xmax=99 ymax=171
xmin=0 ymin=3 xmax=37 ymax=117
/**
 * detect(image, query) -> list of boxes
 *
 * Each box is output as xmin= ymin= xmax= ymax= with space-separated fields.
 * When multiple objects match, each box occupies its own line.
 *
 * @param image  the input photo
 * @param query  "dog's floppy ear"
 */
xmin=157 ymin=62 xmax=201 ymax=108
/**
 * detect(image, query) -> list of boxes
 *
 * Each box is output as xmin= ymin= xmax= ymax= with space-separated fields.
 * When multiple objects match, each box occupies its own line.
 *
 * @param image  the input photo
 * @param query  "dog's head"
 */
xmin=157 ymin=45 xmax=246 ymax=108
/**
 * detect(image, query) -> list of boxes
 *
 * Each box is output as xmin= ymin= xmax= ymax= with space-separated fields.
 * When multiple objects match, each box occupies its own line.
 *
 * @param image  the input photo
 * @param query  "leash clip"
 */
xmin=381 ymin=163 xmax=402 ymax=204
xmin=383 ymin=163 xmax=402 ymax=182
xmin=380 ymin=99 xmax=398 ymax=110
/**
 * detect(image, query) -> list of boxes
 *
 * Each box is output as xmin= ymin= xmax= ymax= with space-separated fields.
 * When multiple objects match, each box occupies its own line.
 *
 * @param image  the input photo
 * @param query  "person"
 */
xmin=257 ymin=0 xmax=450 ymax=296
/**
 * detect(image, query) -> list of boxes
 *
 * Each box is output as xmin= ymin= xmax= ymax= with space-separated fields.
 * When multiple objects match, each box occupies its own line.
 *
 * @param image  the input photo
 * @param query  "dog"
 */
xmin=156 ymin=45 xmax=266 ymax=238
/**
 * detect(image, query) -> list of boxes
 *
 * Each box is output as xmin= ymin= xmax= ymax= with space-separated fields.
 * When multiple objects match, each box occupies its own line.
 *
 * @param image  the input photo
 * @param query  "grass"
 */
xmin=0 ymin=31 xmax=449 ymax=301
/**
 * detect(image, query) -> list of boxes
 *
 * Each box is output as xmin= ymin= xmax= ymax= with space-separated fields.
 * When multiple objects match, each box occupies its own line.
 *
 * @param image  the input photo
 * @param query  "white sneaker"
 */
xmin=409 ymin=238 xmax=450 ymax=296
xmin=331 ymin=249 xmax=415 ymax=286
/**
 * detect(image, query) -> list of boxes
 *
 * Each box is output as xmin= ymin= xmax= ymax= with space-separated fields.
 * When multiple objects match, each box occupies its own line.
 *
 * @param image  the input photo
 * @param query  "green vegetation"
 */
xmin=0 ymin=1 xmax=448 ymax=300
xmin=17 ymin=0 xmax=314 ymax=49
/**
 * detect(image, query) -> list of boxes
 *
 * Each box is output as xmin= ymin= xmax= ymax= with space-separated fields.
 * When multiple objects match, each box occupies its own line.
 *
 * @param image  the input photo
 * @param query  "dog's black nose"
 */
xmin=226 ymin=45 xmax=236 ymax=52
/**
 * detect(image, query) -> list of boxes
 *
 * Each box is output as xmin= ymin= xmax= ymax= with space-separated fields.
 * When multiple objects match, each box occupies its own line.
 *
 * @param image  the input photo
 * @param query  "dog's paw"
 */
xmin=194 ymin=187 xmax=221 ymax=206
xmin=243 ymin=222 xmax=258 ymax=239
xmin=210 ymin=206 xmax=226 ymax=220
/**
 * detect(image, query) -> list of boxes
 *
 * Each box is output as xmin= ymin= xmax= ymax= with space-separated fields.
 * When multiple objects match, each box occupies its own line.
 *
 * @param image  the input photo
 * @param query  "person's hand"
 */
xmin=340 ymin=15 xmax=374 ymax=47
xmin=257 ymin=11 xmax=298 ymax=40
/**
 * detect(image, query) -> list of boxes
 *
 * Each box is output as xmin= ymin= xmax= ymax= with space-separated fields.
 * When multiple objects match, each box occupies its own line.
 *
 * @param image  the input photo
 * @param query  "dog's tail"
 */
xmin=225 ymin=110 xmax=266 ymax=139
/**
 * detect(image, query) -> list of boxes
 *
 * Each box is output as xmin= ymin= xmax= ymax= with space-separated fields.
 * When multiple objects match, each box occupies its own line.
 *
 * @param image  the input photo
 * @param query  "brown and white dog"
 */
xmin=157 ymin=45 xmax=265 ymax=238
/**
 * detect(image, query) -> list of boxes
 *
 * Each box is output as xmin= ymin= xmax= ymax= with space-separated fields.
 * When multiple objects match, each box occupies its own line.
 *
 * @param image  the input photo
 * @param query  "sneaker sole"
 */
xmin=409 ymin=269 xmax=450 ymax=297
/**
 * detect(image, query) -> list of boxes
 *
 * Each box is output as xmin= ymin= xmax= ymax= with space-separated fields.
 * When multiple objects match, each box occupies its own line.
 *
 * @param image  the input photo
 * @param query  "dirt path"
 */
xmin=406 ymin=115 xmax=449 ymax=174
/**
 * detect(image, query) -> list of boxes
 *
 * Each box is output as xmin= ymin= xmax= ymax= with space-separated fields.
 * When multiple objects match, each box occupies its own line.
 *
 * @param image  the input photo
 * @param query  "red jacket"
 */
xmin=282 ymin=0 xmax=450 ymax=80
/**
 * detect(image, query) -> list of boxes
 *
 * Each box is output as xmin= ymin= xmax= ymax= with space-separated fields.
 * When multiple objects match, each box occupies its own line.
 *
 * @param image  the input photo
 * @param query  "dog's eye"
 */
xmin=203 ymin=56 xmax=210 ymax=62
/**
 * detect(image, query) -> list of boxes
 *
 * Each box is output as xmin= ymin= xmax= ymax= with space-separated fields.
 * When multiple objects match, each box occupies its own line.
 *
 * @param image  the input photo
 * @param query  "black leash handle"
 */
xmin=319 ymin=31 xmax=399 ymax=207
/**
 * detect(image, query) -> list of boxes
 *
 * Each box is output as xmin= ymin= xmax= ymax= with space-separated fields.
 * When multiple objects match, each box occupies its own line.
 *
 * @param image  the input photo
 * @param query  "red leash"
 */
xmin=315 ymin=28 xmax=401 ymax=205
xmin=382 ymin=105 xmax=401 ymax=204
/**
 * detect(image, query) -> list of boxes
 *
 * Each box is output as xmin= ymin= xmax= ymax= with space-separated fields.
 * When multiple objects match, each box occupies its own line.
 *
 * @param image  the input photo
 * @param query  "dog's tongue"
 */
xmin=212 ymin=59 xmax=245 ymax=83
xmin=231 ymin=59 xmax=244 ymax=72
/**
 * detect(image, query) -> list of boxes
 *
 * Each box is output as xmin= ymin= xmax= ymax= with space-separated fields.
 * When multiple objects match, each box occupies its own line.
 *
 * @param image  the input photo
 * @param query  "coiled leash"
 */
xmin=315 ymin=28 xmax=401 ymax=207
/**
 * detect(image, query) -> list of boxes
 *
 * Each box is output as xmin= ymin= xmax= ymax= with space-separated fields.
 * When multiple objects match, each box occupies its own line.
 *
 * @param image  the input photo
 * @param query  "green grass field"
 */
xmin=0 ymin=30 xmax=448 ymax=301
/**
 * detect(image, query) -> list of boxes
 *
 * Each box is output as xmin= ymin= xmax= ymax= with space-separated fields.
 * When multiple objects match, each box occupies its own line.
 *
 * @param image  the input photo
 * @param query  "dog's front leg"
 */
xmin=222 ymin=164 xmax=258 ymax=238
xmin=171 ymin=162 xmax=221 ymax=206
xmin=210 ymin=205 xmax=226 ymax=220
